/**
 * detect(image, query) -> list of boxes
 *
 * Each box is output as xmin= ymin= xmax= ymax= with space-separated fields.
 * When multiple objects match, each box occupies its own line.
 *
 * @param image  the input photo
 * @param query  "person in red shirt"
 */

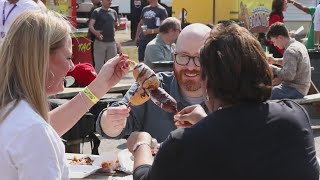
xmin=268 ymin=0 xmax=290 ymax=58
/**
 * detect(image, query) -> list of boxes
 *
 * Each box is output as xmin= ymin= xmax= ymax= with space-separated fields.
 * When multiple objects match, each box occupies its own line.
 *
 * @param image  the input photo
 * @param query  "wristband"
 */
xmin=83 ymin=86 xmax=99 ymax=104
xmin=151 ymin=29 xmax=154 ymax=34
xmin=132 ymin=141 xmax=151 ymax=153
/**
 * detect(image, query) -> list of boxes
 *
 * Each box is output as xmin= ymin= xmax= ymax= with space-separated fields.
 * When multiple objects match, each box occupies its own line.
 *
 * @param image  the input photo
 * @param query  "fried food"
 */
xmin=133 ymin=63 xmax=160 ymax=90
xmin=129 ymin=63 xmax=178 ymax=113
xmin=70 ymin=156 xmax=94 ymax=165
xmin=130 ymin=86 xmax=150 ymax=106
xmin=149 ymin=87 xmax=178 ymax=113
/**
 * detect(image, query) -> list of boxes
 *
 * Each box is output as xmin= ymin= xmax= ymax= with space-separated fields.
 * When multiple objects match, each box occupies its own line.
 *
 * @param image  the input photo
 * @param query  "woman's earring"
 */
xmin=204 ymin=89 xmax=210 ymax=101
xmin=68 ymin=61 xmax=73 ymax=71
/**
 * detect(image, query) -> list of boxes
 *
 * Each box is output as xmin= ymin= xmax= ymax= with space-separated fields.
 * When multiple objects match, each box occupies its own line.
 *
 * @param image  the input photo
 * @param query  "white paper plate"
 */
xmin=65 ymin=153 xmax=100 ymax=179
xmin=69 ymin=164 xmax=100 ymax=178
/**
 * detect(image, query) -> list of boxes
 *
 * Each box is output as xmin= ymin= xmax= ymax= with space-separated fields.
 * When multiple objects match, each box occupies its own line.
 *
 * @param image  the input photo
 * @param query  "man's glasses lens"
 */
xmin=175 ymin=54 xmax=200 ymax=67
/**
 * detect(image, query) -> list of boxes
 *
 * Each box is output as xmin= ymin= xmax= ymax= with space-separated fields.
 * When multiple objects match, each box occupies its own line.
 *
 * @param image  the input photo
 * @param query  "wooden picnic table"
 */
xmin=52 ymin=83 xmax=132 ymax=99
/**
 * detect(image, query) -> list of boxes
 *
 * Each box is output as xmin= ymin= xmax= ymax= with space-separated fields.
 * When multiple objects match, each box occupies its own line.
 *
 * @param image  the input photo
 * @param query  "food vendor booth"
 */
xmin=45 ymin=0 xmax=93 ymax=65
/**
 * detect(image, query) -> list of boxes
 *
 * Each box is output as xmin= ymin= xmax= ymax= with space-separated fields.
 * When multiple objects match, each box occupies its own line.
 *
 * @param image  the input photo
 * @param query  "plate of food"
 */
xmin=65 ymin=150 xmax=137 ymax=178
xmin=65 ymin=153 xmax=100 ymax=179
xmin=92 ymin=151 xmax=121 ymax=173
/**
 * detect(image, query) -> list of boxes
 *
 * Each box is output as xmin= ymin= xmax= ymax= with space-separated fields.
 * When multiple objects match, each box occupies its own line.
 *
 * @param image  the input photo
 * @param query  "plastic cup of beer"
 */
xmin=141 ymin=25 xmax=147 ymax=32
xmin=265 ymin=52 xmax=273 ymax=58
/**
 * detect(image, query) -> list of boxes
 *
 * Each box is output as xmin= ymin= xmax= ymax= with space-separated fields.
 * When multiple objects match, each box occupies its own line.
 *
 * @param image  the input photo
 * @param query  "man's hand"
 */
xmin=100 ymin=105 xmax=130 ymax=137
xmin=95 ymin=31 xmax=103 ymax=40
xmin=127 ymin=132 xmax=152 ymax=153
xmin=174 ymin=105 xmax=207 ymax=128
xmin=134 ymin=37 xmax=139 ymax=47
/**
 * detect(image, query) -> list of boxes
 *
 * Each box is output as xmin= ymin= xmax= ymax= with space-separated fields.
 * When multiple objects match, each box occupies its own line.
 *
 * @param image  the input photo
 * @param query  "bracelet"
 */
xmin=83 ymin=86 xmax=99 ymax=104
xmin=132 ymin=141 xmax=151 ymax=153
xmin=151 ymin=29 xmax=154 ymax=34
xmin=292 ymin=1 xmax=295 ymax=5
xmin=79 ymin=92 xmax=90 ymax=112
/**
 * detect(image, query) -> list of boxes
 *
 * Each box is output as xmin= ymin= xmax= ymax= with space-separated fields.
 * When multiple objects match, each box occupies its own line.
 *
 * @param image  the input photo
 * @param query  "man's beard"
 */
xmin=174 ymin=69 xmax=202 ymax=92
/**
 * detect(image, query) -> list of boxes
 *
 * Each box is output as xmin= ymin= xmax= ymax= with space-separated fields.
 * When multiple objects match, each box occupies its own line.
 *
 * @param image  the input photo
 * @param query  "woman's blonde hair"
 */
xmin=0 ymin=11 xmax=71 ymax=123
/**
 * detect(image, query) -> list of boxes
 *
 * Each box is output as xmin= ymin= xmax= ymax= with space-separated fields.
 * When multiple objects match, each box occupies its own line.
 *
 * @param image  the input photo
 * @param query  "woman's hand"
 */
xmin=100 ymin=53 xmax=130 ymax=87
xmin=174 ymin=105 xmax=207 ymax=128
xmin=88 ymin=54 xmax=130 ymax=98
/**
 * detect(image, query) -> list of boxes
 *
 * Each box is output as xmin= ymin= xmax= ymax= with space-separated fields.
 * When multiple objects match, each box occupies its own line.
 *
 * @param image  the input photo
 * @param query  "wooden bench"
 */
xmin=51 ymin=83 xmax=132 ymax=99
xmin=293 ymin=81 xmax=320 ymax=111
xmin=294 ymin=94 xmax=320 ymax=105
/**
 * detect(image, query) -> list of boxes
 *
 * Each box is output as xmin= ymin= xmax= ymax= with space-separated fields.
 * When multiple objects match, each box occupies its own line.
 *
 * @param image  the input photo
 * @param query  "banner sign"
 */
xmin=239 ymin=0 xmax=272 ymax=33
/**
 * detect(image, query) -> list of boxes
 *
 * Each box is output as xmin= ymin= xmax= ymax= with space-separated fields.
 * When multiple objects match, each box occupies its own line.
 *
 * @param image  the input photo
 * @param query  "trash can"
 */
xmin=305 ymin=50 xmax=320 ymax=121
xmin=308 ymin=50 xmax=320 ymax=90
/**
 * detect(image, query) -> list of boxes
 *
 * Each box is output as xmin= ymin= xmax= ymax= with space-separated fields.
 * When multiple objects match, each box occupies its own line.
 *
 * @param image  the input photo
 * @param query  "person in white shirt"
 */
xmin=313 ymin=3 xmax=320 ymax=48
xmin=0 ymin=11 xmax=130 ymax=179
xmin=0 ymin=0 xmax=40 ymax=44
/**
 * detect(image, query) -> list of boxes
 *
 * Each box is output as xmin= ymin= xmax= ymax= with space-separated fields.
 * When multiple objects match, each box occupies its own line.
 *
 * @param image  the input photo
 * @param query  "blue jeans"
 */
xmin=271 ymin=85 xmax=304 ymax=100
xmin=138 ymin=40 xmax=148 ymax=62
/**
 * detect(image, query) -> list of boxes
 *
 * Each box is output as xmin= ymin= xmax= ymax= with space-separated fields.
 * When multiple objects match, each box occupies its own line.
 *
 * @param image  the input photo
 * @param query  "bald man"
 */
xmin=96 ymin=23 xmax=211 ymax=142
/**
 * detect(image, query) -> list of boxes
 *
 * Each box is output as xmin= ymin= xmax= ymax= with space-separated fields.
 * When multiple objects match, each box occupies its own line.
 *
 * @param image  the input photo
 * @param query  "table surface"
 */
xmin=69 ymin=139 xmax=133 ymax=180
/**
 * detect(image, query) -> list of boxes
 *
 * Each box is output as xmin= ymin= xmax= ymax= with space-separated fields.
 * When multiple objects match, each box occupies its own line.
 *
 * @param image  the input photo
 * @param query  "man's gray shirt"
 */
xmin=144 ymin=34 xmax=175 ymax=72
xmin=96 ymin=72 xmax=206 ymax=142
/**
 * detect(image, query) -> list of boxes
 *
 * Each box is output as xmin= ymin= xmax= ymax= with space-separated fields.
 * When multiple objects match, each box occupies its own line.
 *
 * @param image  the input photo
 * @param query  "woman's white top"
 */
xmin=0 ymin=100 xmax=69 ymax=180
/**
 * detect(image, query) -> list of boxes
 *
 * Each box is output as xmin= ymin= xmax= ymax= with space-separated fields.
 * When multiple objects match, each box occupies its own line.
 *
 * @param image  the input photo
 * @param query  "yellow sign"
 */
xmin=239 ymin=0 xmax=272 ymax=33
xmin=45 ymin=0 xmax=72 ymax=17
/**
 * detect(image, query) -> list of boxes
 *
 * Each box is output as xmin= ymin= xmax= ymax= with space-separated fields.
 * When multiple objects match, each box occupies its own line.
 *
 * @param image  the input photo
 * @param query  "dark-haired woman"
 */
xmin=126 ymin=22 xmax=319 ymax=180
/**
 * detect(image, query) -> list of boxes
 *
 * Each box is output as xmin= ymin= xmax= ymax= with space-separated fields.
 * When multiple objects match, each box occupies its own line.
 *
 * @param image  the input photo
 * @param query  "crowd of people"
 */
xmin=0 ymin=0 xmax=320 ymax=179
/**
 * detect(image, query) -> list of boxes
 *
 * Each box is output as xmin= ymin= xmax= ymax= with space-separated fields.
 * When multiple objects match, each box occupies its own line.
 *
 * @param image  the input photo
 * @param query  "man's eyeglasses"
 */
xmin=173 ymin=53 xmax=201 ymax=67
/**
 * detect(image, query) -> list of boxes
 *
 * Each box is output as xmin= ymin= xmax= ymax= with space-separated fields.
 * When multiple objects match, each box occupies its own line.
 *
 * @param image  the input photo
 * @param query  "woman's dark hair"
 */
xmin=269 ymin=0 xmax=285 ymax=19
xmin=200 ymin=23 xmax=273 ymax=104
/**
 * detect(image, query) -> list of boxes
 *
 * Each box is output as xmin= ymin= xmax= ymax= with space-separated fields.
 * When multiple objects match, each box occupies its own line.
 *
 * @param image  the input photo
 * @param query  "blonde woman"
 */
xmin=0 ymin=11 xmax=130 ymax=179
